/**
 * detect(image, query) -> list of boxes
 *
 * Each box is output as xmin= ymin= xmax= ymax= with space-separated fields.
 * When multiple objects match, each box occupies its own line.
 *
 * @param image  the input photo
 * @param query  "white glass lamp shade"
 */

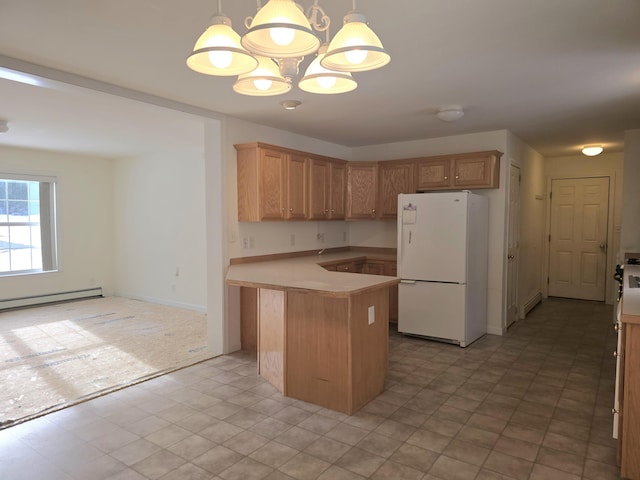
xmin=233 ymin=56 xmax=291 ymax=96
xmin=582 ymin=145 xmax=604 ymax=156
xmin=321 ymin=12 xmax=390 ymax=72
xmin=298 ymin=46 xmax=357 ymax=94
xmin=187 ymin=14 xmax=258 ymax=76
xmin=241 ymin=0 xmax=320 ymax=58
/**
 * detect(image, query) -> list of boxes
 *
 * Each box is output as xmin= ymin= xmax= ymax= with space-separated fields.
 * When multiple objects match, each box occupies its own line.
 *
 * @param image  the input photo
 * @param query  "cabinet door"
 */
xmin=378 ymin=162 xmax=416 ymax=219
xmin=259 ymin=148 xmax=286 ymax=220
xmin=416 ymin=158 xmax=453 ymax=190
xmin=453 ymin=153 xmax=499 ymax=188
xmin=286 ymin=154 xmax=308 ymax=220
xmin=329 ymin=162 xmax=346 ymax=220
xmin=363 ymin=261 xmax=385 ymax=275
xmin=308 ymin=158 xmax=330 ymax=220
xmin=384 ymin=261 xmax=398 ymax=322
xmin=347 ymin=163 xmax=378 ymax=219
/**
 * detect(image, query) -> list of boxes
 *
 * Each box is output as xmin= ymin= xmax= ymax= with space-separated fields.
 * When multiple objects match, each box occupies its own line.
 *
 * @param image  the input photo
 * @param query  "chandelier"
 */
xmin=186 ymin=0 xmax=390 ymax=96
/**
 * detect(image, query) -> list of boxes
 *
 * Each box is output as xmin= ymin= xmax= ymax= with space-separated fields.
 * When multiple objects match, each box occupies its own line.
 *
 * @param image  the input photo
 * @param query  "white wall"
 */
xmin=621 ymin=129 xmax=640 ymax=253
xmin=0 ymin=146 xmax=114 ymax=300
xmin=112 ymin=145 xmax=207 ymax=312
xmin=508 ymin=134 xmax=546 ymax=315
xmin=351 ymin=131 xmax=510 ymax=336
xmin=544 ymin=151 xmax=624 ymax=304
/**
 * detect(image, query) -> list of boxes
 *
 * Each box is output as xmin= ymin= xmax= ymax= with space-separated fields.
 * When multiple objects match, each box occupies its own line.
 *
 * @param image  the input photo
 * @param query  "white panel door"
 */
xmin=398 ymin=192 xmax=468 ymax=283
xmin=548 ymin=177 xmax=609 ymax=301
xmin=398 ymin=281 xmax=466 ymax=343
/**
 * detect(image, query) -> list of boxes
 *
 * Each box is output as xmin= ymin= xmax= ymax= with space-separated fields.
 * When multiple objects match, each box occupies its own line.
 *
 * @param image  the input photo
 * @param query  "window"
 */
xmin=0 ymin=175 xmax=57 ymax=275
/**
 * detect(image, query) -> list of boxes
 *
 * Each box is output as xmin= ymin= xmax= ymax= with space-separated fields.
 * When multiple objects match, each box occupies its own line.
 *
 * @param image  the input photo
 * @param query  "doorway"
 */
xmin=548 ymin=177 xmax=610 ymax=301
xmin=506 ymin=165 xmax=521 ymax=327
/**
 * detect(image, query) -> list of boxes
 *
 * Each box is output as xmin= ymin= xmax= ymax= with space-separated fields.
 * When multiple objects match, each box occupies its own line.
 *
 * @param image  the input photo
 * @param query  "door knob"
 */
xmin=600 ymin=243 xmax=607 ymax=250
xmin=508 ymin=254 xmax=515 ymax=260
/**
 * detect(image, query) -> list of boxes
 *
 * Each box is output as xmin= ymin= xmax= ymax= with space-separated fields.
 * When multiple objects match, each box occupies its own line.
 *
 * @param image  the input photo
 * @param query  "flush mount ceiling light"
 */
xmin=436 ymin=105 xmax=464 ymax=122
xmin=0 ymin=119 xmax=8 ymax=134
xmin=280 ymin=99 xmax=302 ymax=110
xmin=582 ymin=145 xmax=604 ymax=156
xmin=187 ymin=0 xmax=389 ymax=96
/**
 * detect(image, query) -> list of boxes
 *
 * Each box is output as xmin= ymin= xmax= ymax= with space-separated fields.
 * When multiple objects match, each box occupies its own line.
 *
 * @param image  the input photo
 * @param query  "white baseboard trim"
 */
xmin=524 ymin=292 xmax=543 ymax=316
xmin=0 ymin=287 xmax=103 ymax=311
xmin=111 ymin=292 xmax=207 ymax=313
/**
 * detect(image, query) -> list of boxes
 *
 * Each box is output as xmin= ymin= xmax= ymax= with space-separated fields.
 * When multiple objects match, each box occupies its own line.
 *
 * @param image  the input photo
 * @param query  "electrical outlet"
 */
xmin=368 ymin=305 xmax=375 ymax=325
xmin=290 ymin=233 xmax=295 ymax=246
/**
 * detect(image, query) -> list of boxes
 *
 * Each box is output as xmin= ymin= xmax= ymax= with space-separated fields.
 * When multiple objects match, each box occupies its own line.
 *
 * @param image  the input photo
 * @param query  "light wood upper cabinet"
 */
xmin=286 ymin=153 xmax=308 ymax=220
xmin=378 ymin=161 xmax=416 ymax=219
xmin=329 ymin=161 xmax=347 ymax=220
xmin=236 ymin=142 xmax=308 ymax=221
xmin=416 ymin=157 xmax=452 ymax=190
xmin=236 ymin=142 xmax=501 ymax=221
xmin=416 ymin=150 xmax=502 ymax=191
xmin=453 ymin=152 xmax=500 ymax=188
xmin=308 ymin=157 xmax=347 ymax=220
xmin=347 ymin=162 xmax=378 ymax=219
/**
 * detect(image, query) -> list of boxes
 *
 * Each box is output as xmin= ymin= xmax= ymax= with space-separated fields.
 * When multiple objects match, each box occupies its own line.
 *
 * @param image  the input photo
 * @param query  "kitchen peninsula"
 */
xmin=226 ymin=249 xmax=399 ymax=414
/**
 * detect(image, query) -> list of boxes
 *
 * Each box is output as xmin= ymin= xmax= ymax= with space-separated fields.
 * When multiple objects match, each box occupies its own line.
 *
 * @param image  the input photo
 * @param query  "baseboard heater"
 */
xmin=0 ymin=287 xmax=103 ymax=311
xmin=523 ymin=292 xmax=542 ymax=317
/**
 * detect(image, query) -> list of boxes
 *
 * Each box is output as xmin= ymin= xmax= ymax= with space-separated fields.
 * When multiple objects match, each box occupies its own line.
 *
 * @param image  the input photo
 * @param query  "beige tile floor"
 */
xmin=0 ymin=298 xmax=622 ymax=479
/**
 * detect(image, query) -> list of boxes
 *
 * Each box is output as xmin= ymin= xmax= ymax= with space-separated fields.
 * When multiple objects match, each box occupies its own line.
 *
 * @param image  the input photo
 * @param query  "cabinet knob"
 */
xmin=455 ymin=175 xmax=460 ymax=179
xmin=371 ymin=209 xmax=376 ymax=215
xmin=282 ymin=207 xmax=285 ymax=212
xmin=614 ymin=323 xmax=620 ymax=333
xmin=331 ymin=209 xmax=335 ymax=213
xmin=290 ymin=207 xmax=293 ymax=213
xmin=444 ymin=176 xmax=448 ymax=180
xmin=325 ymin=209 xmax=329 ymax=213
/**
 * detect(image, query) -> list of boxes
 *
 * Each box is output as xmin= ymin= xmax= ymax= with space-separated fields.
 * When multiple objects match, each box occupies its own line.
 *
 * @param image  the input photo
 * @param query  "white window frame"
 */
xmin=0 ymin=173 xmax=58 ymax=276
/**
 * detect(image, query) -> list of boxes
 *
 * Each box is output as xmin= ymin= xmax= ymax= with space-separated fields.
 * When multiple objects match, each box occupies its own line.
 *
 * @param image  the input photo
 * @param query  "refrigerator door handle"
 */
xmin=400 ymin=280 xmax=416 ymax=284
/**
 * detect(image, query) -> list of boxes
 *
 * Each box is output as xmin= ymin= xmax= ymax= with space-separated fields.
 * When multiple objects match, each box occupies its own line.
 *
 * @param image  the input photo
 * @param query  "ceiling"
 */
xmin=1 ymin=0 xmax=640 ymax=159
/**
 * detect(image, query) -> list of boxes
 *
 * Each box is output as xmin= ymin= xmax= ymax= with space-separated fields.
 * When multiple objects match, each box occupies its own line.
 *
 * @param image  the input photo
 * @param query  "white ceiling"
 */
xmin=0 ymin=0 xmax=639 ymax=158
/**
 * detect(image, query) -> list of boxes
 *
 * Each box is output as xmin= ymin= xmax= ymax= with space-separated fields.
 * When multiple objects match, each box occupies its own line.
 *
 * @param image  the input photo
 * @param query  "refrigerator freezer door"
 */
xmin=398 ymin=192 xmax=468 ymax=283
xmin=398 ymin=281 xmax=467 ymax=345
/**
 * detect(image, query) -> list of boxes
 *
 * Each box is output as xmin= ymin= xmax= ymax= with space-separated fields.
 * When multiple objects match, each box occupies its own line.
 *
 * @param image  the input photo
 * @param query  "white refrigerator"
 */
xmin=397 ymin=191 xmax=489 ymax=347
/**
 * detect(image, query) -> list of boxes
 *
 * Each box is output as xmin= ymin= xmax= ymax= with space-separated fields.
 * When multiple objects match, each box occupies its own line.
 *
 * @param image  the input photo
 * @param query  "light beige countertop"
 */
xmin=226 ymin=250 xmax=399 ymax=296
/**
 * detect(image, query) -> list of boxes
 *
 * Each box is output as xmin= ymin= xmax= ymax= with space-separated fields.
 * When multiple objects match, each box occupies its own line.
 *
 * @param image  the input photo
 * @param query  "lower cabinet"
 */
xmin=620 ymin=320 xmax=640 ymax=479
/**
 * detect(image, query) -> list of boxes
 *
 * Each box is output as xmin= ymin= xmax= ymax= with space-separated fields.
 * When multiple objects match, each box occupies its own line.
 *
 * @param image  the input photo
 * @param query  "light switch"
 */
xmin=368 ymin=305 xmax=375 ymax=325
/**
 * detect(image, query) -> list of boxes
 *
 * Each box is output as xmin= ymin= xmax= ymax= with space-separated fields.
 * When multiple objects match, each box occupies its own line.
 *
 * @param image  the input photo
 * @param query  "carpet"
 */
xmin=0 ymin=296 xmax=212 ymax=428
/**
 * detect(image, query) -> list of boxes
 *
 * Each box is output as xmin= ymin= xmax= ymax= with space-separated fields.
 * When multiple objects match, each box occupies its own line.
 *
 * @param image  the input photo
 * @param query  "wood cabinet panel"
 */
xmin=240 ymin=286 xmax=258 ymax=352
xmin=258 ymin=289 xmax=286 ymax=393
xmin=416 ymin=157 xmax=452 ymax=190
xmin=363 ymin=261 xmax=385 ymax=275
xmin=416 ymin=151 xmax=502 ymax=191
xmin=349 ymin=287 xmax=389 ymax=410
xmin=308 ymin=157 xmax=330 ymax=220
xmin=329 ymin=161 xmax=347 ymax=219
xmin=347 ymin=162 xmax=378 ymax=219
xmin=237 ymin=142 xmax=501 ymax=222
xmin=378 ymin=162 xmax=416 ymax=219
xmin=453 ymin=153 xmax=499 ymax=188
xmin=286 ymin=154 xmax=308 ymax=220
xmin=621 ymin=323 xmax=640 ymax=479
xmin=308 ymin=158 xmax=347 ymax=220
xmin=286 ymin=291 xmax=350 ymax=413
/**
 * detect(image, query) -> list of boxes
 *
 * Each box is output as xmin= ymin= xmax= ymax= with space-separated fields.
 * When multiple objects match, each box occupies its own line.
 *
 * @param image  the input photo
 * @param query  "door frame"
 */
xmin=506 ymin=163 xmax=520 ymax=326
xmin=543 ymin=174 xmax=616 ymax=304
